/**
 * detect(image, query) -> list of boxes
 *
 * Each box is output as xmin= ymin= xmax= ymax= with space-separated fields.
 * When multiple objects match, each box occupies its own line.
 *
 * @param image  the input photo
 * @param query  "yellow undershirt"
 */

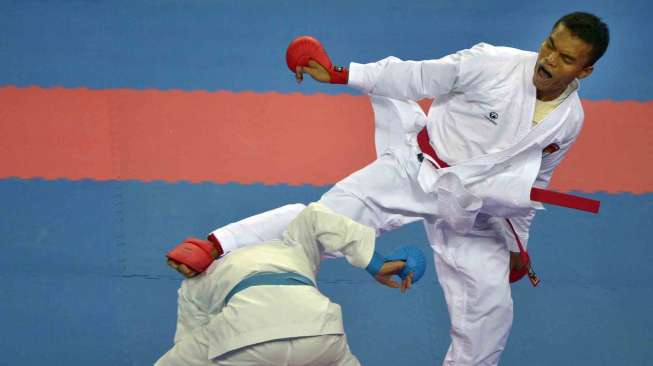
xmin=532 ymin=80 xmax=578 ymax=127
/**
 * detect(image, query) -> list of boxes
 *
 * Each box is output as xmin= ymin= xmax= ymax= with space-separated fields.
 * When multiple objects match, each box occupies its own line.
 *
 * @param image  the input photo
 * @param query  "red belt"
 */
xmin=417 ymin=127 xmax=600 ymax=287
xmin=416 ymin=127 xmax=600 ymax=213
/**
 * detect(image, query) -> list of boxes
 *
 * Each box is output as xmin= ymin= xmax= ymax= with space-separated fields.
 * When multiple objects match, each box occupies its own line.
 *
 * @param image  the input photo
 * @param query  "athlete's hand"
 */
xmin=295 ymin=60 xmax=331 ymax=84
xmin=375 ymin=260 xmax=414 ymax=293
xmin=167 ymin=258 xmax=198 ymax=278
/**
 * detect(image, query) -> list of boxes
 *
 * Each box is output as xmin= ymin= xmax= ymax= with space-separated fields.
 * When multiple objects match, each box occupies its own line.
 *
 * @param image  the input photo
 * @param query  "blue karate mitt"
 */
xmin=384 ymin=245 xmax=427 ymax=283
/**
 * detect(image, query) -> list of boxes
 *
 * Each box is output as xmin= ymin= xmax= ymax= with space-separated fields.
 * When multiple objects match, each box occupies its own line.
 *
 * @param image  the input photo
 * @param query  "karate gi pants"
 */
xmin=155 ymin=315 xmax=360 ymax=366
xmin=319 ymin=151 xmax=513 ymax=366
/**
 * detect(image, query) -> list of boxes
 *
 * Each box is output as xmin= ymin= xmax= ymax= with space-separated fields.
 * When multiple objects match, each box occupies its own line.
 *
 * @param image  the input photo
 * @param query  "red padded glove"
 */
xmin=509 ymin=251 xmax=540 ymax=286
xmin=166 ymin=236 xmax=224 ymax=273
xmin=286 ymin=35 xmax=349 ymax=84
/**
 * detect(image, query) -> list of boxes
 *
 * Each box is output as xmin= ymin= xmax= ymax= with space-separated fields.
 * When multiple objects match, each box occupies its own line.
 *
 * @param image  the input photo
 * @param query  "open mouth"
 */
xmin=537 ymin=64 xmax=553 ymax=79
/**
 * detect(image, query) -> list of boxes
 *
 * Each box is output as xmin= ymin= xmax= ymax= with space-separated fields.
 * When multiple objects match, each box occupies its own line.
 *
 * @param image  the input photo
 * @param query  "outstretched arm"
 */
xmin=208 ymin=203 xmax=307 ymax=254
xmin=289 ymin=37 xmax=499 ymax=102
xmin=284 ymin=203 xmax=414 ymax=292
xmin=167 ymin=204 xmax=307 ymax=278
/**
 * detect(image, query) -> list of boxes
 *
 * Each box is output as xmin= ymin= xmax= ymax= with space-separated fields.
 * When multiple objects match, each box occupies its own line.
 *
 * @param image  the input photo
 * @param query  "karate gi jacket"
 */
xmin=173 ymin=203 xmax=376 ymax=359
xmin=348 ymin=43 xmax=584 ymax=251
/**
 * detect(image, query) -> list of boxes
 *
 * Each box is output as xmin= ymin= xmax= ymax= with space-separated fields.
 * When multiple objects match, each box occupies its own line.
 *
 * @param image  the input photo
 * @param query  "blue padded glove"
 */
xmin=384 ymin=245 xmax=427 ymax=283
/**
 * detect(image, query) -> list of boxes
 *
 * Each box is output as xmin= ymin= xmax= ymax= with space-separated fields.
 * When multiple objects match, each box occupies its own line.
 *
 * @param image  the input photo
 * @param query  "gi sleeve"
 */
xmin=347 ymin=43 xmax=500 ymax=101
xmin=505 ymin=135 xmax=579 ymax=251
xmin=282 ymin=203 xmax=377 ymax=270
xmin=208 ymin=204 xmax=306 ymax=253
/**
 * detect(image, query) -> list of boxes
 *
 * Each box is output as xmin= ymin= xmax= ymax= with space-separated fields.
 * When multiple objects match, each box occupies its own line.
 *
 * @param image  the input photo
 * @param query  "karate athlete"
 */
xmin=158 ymin=203 xmax=427 ymax=366
xmin=167 ymin=11 xmax=609 ymax=366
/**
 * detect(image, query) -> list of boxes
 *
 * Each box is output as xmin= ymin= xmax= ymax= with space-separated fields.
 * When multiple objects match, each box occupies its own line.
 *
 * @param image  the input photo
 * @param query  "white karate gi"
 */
xmin=156 ymin=203 xmax=374 ymax=366
xmin=209 ymin=43 xmax=584 ymax=365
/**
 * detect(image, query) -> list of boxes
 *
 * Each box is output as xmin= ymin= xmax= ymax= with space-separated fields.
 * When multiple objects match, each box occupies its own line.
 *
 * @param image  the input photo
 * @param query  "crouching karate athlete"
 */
xmin=167 ymin=12 xmax=609 ymax=366
xmin=156 ymin=203 xmax=426 ymax=366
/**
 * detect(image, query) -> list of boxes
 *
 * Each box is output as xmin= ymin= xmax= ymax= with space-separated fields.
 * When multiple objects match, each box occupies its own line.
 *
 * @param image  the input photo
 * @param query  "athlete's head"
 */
xmin=533 ymin=12 xmax=609 ymax=100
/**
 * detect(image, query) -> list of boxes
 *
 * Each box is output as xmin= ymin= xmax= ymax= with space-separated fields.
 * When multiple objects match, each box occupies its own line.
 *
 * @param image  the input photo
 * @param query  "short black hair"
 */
xmin=554 ymin=12 xmax=610 ymax=66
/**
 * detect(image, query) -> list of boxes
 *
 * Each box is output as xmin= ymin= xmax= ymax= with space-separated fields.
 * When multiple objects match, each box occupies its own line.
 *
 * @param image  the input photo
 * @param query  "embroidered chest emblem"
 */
xmin=483 ymin=111 xmax=500 ymax=125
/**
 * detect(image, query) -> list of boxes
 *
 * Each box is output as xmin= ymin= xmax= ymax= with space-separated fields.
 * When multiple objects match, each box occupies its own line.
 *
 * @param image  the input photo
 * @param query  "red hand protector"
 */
xmin=509 ymin=251 xmax=530 ymax=283
xmin=285 ymin=35 xmax=348 ymax=84
xmin=509 ymin=251 xmax=541 ymax=286
xmin=166 ymin=237 xmax=222 ymax=273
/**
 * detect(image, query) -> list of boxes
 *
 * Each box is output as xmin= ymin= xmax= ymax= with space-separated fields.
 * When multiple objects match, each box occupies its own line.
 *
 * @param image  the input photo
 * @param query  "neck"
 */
xmin=536 ymin=85 xmax=567 ymax=101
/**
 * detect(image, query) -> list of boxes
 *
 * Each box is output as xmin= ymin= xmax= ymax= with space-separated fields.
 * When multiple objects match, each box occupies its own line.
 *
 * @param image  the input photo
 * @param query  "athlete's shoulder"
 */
xmin=456 ymin=43 xmax=531 ymax=87
xmin=457 ymin=43 xmax=534 ymax=71
xmin=467 ymin=42 xmax=535 ymax=60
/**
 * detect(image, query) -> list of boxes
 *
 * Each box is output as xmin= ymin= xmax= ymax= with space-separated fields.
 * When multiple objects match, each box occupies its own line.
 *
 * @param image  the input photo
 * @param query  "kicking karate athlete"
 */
xmin=157 ymin=203 xmax=426 ymax=366
xmin=167 ymin=11 xmax=609 ymax=366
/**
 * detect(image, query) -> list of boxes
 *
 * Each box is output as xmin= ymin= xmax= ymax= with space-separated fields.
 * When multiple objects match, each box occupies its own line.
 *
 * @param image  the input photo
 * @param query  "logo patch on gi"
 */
xmin=483 ymin=111 xmax=499 ymax=125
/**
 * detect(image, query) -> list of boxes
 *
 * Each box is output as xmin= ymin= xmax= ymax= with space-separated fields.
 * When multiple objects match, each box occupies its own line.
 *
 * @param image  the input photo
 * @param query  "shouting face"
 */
xmin=533 ymin=23 xmax=594 ymax=101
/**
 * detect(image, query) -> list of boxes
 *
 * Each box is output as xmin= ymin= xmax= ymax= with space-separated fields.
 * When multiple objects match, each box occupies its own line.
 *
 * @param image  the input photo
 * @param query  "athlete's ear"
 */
xmin=577 ymin=65 xmax=593 ymax=80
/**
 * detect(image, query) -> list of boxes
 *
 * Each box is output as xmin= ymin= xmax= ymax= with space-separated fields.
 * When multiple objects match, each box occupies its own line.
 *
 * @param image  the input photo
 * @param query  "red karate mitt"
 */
xmin=285 ymin=35 xmax=348 ymax=84
xmin=510 ymin=251 xmax=540 ymax=287
xmin=166 ymin=235 xmax=224 ymax=273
